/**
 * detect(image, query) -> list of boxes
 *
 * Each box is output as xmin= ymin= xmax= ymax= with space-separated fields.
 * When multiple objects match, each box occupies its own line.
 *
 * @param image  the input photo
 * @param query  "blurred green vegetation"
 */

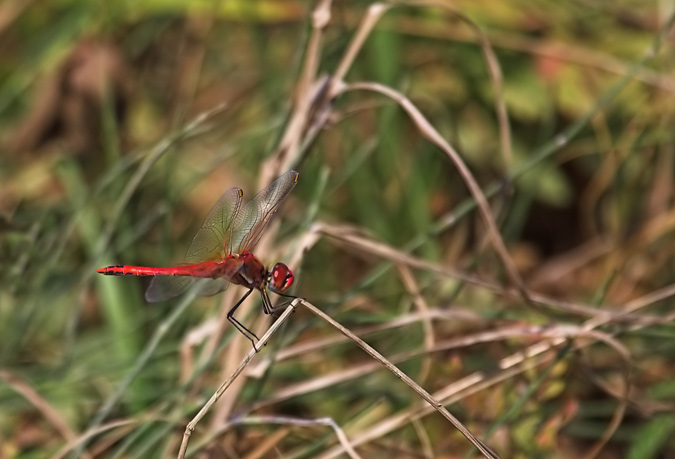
xmin=2 ymin=0 xmax=675 ymax=457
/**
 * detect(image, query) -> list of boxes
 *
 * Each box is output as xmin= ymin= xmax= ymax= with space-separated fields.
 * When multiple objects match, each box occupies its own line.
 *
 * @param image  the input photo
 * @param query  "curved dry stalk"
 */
xmin=298 ymin=298 xmax=501 ymax=459
xmin=177 ymin=298 xmax=302 ymax=459
xmin=336 ymin=80 xmax=531 ymax=310
xmin=302 ymin=0 xmax=526 ymax=308
xmin=302 ymin=1 xmax=527 ymax=308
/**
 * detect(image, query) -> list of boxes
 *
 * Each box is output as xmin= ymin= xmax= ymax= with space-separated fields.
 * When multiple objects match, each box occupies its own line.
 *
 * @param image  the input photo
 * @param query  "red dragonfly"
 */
xmin=97 ymin=170 xmax=299 ymax=345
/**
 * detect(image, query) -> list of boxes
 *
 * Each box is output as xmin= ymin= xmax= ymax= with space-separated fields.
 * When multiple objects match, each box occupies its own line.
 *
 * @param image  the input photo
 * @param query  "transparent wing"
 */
xmin=144 ymin=188 xmax=244 ymax=303
xmin=145 ymin=277 xmax=232 ymax=303
xmin=184 ymin=187 xmax=243 ymax=263
xmin=230 ymin=170 xmax=299 ymax=253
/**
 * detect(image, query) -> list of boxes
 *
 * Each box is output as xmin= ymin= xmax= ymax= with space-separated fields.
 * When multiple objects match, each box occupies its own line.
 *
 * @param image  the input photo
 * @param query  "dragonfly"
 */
xmin=97 ymin=170 xmax=299 ymax=346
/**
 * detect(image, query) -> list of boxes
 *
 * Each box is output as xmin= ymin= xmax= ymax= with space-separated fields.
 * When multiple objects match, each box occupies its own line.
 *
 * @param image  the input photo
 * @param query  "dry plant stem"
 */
xmin=337 ymin=81 xmax=531 ymax=309
xmin=177 ymin=298 xmax=302 ymax=459
xmin=0 ymin=371 xmax=92 ymax=459
xmin=298 ymin=299 xmax=501 ymax=459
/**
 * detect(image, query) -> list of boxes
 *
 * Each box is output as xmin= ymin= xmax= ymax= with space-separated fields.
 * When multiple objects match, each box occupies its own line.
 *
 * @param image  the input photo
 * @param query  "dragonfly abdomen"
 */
xmin=97 ymin=265 xmax=167 ymax=276
xmin=96 ymin=262 xmax=225 ymax=278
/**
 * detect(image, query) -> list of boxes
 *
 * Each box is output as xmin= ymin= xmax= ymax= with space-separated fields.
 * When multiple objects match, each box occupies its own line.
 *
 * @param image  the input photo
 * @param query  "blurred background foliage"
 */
xmin=2 ymin=0 xmax=675 ymax=457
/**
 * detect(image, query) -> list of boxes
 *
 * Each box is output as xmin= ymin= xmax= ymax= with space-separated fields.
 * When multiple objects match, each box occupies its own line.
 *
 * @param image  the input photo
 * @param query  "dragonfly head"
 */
xmin=268 ymin=263 xmax=294 ymax=293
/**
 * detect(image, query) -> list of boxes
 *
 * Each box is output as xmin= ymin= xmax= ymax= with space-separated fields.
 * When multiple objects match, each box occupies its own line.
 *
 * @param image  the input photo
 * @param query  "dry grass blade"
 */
xmin=297 ymin=298 xmax=501 ymax=459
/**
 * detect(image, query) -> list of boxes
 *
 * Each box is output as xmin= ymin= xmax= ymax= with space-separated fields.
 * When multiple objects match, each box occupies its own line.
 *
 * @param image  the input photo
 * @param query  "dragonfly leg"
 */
xmin=227 ymin=289 xmax=260 ymax=349
xmin=260 ymin=288 xmax=274 ymax=315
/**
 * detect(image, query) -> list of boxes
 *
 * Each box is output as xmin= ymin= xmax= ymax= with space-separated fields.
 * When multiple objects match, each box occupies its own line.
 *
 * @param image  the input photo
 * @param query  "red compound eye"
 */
xmin=269 ymin=263 xmax=294 ymax=293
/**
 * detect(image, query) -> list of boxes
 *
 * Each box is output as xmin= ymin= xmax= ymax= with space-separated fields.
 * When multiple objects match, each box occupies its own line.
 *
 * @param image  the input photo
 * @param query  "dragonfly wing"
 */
xmin=230 ymin=170 xmax=299 ymax=253
xmin=146 ymin=276 xmax=195 ymax=303
xmin=184 ymin=187 xmax=243 ymax=264
xmin=145 ymin=276 xmax=232 ymax=302
xmin=193 ymin=278 xmax=230 ymax=297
